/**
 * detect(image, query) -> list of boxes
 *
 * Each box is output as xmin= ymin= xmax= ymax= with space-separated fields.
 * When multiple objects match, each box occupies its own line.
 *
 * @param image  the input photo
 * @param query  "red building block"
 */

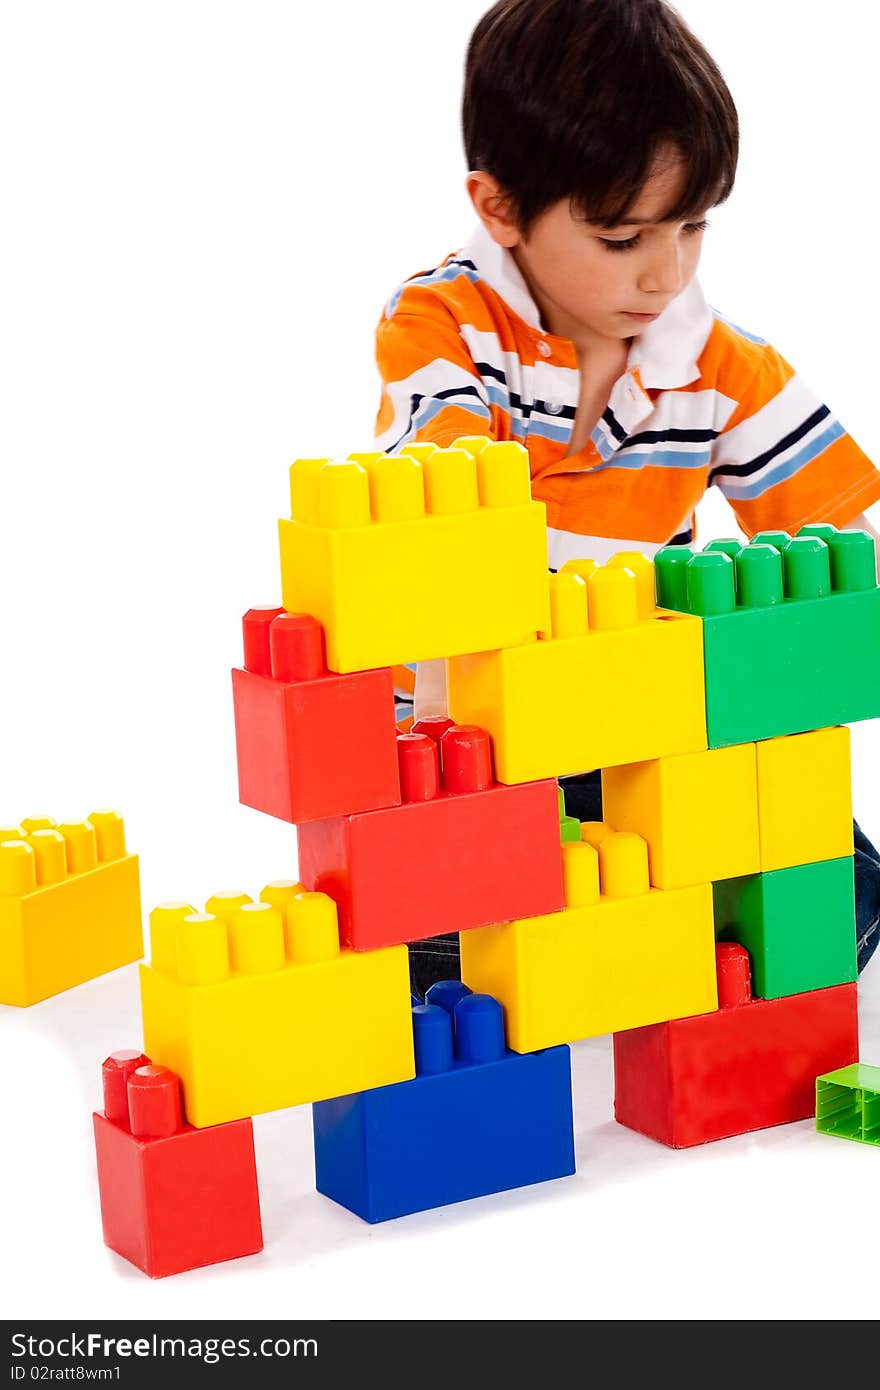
xmin=93 ymin=1050 xmax=263 ymax=1278
xmin=297 ymin=722 xmax=565 ymax=950
xmin=613 ymin=943 xmax=859 ymax=1147
xmin=231 ymin=607 xmax=401 ymax=824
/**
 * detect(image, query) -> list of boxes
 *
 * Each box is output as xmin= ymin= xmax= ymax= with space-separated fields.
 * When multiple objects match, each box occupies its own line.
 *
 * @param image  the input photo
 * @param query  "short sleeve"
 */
xmin=708 ymin=341 xmax=880 ymax=536
xmin=374 ymin=309 xmax=495 ymax=454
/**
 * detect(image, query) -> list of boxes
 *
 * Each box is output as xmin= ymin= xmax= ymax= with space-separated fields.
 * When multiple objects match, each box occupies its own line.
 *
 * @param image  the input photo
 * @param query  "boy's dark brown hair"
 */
xmin=463 ymin=0 xmax=739 ymax=232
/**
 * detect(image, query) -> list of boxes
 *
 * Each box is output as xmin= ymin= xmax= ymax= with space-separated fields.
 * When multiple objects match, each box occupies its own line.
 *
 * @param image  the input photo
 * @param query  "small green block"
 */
xmin=655 ymin=527 xmax=880 ymax=745
xmin=560 ymin=816 xmax=581 ymax=844
xmin=816 ymin=1063 xmax=880 ymax=1146
xmin=713 ymin=857 xmax=857 ymax=999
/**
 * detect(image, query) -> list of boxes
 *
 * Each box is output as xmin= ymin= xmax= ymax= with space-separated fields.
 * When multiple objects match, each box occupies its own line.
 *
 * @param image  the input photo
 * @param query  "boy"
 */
xmin=373 ymin=0 xmax=880 ymax=990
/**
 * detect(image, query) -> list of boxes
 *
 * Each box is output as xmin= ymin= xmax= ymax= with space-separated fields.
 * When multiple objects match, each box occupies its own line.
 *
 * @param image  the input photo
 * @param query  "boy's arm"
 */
xmin=374 ymin=305 xmax=497 ymax=454
xmin=708 ymin=340 xmax=880 ymax=541
xmin=413 ymin=657 xmax=449 ymax=721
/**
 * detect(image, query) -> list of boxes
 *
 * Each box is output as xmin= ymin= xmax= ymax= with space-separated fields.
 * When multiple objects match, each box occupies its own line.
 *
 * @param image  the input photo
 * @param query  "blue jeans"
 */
xmin=408 ymin=770 xmax=880 ymax=996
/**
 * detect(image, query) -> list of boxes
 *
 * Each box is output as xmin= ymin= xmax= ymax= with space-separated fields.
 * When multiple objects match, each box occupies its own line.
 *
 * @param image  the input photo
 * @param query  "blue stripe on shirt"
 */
xmin=589 ymin=447 xmax=713 ymax=474
xmin=718 ymin=421 xmax=846 ymax=500
xmin=387 ymin=259 xmax=479 ymax=315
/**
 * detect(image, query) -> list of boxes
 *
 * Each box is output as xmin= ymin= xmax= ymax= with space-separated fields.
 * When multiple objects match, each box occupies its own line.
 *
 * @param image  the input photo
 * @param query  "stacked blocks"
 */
xmin=0 ymin=811 xmax=142 ymax=1006
xmin=111 ymin=437 xmax=879 ymax=1275
xmin=713 ymin=858 xmax=857 ymax=999
xmin=613 ymin=943 xmax=859 ymax=1147
xmin=278 ymin=440 xmax=551 ymax=672
xmin=654 ymin=528 xmax=880 ymax=746
xmin=602 ymin=743 xmax=761 ymax=889
xmin=313 ymin=984 xmax=576 ymax=1222
xmin=754 ymin=726 xmax=852 ymax=871
xmin=816 ymin=1063 xmax=880 ymax=1147
xmin=447 ymin=559 xmax=707 ymax=782
xmin=93 ymin=1050 xmax=263 ymax=1277
xmin=602 ymin=726 xmax=854 ymax=889
xmin=460 ymin=829 xmax=717 ymax=1051
xmin=297 ymin=720 xmax=564 ymax=949
xmin=139 ymin=887 xmax=414 ymax=1126
xmin=232 ymin=607 xmax=401 ymax=823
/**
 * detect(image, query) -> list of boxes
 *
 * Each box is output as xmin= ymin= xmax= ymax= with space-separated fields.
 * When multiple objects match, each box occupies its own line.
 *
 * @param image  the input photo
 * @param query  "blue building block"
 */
xmin=312 ymin=985 xmax=576 ymax=1222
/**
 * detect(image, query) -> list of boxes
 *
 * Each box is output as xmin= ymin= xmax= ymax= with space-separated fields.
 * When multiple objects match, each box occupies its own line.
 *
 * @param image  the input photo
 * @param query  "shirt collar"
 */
xmin=459 ymin=222 xmax=714 ymax=390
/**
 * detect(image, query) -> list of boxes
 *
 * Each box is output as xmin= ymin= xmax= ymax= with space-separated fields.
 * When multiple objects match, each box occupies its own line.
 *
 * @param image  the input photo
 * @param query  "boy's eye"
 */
xmin=600 ymin=234 xmax=641 ymax=252
xmin=599 ymin=219 xmax=710 ymax=252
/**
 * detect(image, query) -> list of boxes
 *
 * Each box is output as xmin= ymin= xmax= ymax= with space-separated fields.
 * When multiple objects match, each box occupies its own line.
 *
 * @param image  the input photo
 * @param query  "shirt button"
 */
xmin=536 ymin=340 xmax=552 ymax=358
xmin=545 ymin=399 xmax=563 ymax=414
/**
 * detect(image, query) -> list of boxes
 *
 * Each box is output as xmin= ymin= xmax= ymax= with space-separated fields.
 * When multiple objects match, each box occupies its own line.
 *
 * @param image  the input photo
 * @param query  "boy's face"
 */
xmin=471 ymin=148 xmax=709 ymax=354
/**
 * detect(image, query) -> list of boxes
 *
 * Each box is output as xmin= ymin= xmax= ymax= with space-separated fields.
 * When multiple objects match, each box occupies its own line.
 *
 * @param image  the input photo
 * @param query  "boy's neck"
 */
xmin=570 ymin=332 xmax=632 ymax=378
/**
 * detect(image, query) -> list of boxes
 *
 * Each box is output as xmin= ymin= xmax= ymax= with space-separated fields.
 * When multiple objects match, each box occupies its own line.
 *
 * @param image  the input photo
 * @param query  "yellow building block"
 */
xmin=756 ymin=726 xmax=853 ymax=871
xmin=602 ymin=743 xmax=760 ymax=889
xmin=0 ymin=812 xmax=142 ymax=1006
xmin=447 ymin=564 xmax=707 ymax=783
xmin=278 ymin=439 xmax=550 ymax=673
xmin=140 ymin=883 xmax=415 ymax=1127
xmin=460 ymin=831 xmax=717 ymax=1052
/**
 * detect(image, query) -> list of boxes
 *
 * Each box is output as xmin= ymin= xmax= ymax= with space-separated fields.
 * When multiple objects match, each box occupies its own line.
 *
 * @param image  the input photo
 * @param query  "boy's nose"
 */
xmin=638 ymin=244 xmax=684 ymax=297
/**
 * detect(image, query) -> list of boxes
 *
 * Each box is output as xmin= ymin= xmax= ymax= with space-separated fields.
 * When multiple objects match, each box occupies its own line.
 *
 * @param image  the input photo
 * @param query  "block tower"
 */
xmin=107 ymin=436 xmax=877 ymax=1274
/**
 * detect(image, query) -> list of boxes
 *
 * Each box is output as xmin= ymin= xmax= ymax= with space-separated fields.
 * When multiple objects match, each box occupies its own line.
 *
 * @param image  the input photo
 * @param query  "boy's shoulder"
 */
xmin=379 ymin=225 xmax=539 ymax=333
xmin=699 ymin=309 xmax=792 ymax=401
xmin=380 ymin=247 xmax=479 ymax=322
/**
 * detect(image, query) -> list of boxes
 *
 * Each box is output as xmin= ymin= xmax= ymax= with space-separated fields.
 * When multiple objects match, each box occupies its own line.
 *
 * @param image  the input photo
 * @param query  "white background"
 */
xmin=2 ymin=0 xmax=879 ymax=1322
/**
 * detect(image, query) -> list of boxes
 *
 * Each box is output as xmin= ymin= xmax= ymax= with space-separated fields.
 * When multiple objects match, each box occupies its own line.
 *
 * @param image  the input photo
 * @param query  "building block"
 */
xmin=93 ymin=1050 xmax=263 ymax=1278
xmin=278 ymin=440 xmax=551 ymax=673
xmin=447 ymin=561 xmax=707 ymax=784
xmin=816 ymin=1063 xmax=880 ymax=1147
xmin=613 ymin=943 xmax=859 ymax=1147
xmin=297 ymin=723 xmax=564 ymax=950
xmin=713 ymin=856 xmax=857 ymax=999
xmin=312 ymin=987 xmax=575 ymax=1222
xmin=140 ymin=886 xmax=414 ymax=1127
xmin=460 ymin=828 xmax=717 ymax=1052
xmin=602 ymin=743 xmax=760 ymax=889
xmin=755 ymin=726 xmax=853 ymax=871
xmin=231 ymin=607 xmax=401 ymax=824
xmin=0 ymin=812 xmax=142 ymax=1007
xmin=654 ymin=526 xmax=880 ymax=747
xmin=558 ymin=789 xmax=581 ymax=843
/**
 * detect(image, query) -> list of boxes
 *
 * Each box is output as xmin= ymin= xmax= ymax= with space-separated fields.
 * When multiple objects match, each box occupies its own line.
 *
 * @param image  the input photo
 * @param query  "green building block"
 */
xmin=654 ymin=526 xmax=880 ymax=747
xmin=713 ymin=856 xmax=856 ymax=999
xmin=557 ymin=786 xmax=582 ymax=843
xmin=816 ymin=1063 xmax=880 ymax=1146
xmin=560 ymin=816 xmax=581 ymax=843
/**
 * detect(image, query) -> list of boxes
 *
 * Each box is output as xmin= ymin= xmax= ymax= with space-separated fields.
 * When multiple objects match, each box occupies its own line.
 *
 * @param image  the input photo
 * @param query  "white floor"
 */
xmin=2 ymin=939 xmax=878 ymax=1322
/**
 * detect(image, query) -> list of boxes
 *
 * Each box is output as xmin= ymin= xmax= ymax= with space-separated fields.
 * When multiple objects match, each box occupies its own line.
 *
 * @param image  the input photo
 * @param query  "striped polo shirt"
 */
xmin=374 ymin=224 xmax=880 ymax=571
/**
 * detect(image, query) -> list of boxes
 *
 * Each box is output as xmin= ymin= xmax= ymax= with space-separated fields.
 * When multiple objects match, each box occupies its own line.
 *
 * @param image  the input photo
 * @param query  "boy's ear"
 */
xmin=466 ymin=171 xmax=522 ymax=248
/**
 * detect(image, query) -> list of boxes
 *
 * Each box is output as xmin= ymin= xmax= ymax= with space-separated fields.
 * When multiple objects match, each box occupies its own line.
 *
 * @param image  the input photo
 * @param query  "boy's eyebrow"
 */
xmin=607 ymin=210 xmax=709 ymax=228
